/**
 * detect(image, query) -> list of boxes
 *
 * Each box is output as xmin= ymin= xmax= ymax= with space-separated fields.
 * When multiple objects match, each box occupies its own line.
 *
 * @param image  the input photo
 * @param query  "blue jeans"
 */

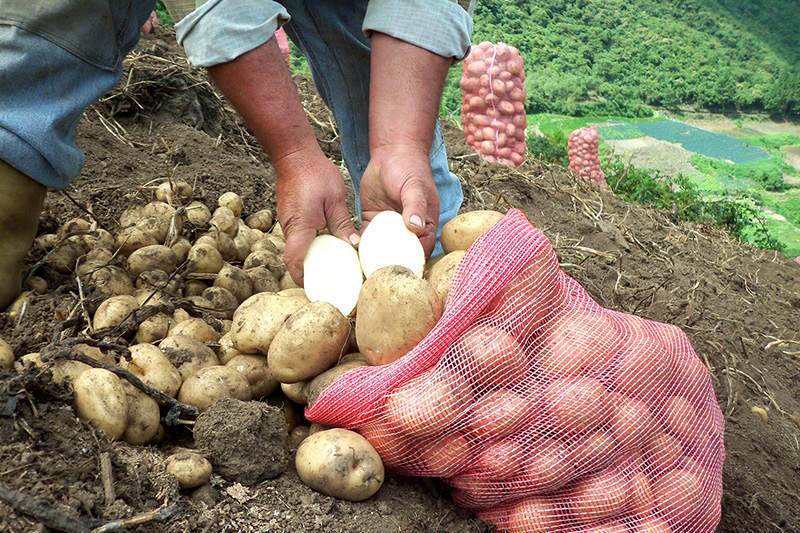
xmin=281 ymin=1 xmax=462 ymax=254
xmin=0 ymin=1 xmax=463 ymax=253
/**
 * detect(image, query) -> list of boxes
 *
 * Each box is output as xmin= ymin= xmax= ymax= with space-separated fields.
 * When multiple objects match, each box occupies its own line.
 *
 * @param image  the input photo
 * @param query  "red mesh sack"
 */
xmin=306 ymin=210 xmax=724 ymax=532
xmin=461 ymin=42 xmax=528 ymax=167
xmin=275 ymin=27 xmax=290 ymax=66
xmin=569 ymin=128 xmax=606 ymax=186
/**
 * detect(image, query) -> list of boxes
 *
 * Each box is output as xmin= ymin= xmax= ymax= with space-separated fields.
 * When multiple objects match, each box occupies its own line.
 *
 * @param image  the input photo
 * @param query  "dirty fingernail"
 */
xmin=409 ymin=215 xmax=424 ymax=228
xmin=349 ymin=234 xmax=360 ymax=246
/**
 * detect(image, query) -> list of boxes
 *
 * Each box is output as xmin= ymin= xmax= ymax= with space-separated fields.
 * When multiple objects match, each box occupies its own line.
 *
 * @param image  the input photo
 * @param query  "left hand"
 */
xmin=360 ymin=145 xmax=440 ymax=257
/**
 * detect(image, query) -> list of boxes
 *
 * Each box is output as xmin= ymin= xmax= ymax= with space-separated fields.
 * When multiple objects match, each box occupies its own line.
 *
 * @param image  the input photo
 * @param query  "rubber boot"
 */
xmin=0 ymin=160 xmax=46 ymax=310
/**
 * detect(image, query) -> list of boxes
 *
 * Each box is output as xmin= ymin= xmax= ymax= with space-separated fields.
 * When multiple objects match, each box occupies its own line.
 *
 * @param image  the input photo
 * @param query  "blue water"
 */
xmin=599 ymin=120 xmax=770 ymax=164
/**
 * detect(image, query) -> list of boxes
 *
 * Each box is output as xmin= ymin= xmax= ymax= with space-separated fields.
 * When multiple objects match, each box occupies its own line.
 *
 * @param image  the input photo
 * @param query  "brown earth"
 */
xmin=2 ymin=30 xmax=800 ymax=533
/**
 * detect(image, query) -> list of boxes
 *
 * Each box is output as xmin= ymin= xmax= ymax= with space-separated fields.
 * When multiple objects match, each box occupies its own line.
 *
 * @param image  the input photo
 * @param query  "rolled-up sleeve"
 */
xmin=363 ymin=0 xmax=475 ymax=61
xmin=172 ymin=0 xmax=290 ymax=67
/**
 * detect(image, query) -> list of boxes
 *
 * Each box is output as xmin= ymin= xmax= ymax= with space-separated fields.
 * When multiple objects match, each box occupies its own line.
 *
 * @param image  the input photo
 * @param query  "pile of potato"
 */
xmin=568 ymin=127 xmax=607 ymax=186
xmin=3 ymin=177 xmax=505 ymax=503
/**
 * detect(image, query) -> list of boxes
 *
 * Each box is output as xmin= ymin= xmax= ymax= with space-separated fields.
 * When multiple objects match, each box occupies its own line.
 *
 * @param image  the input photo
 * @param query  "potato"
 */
xmin=304 ymin=357 xmax=367 ymax=407
xmin=245 ymin=209 xmax=274 ymax=231
xmin=159 ymin=334 xmax=220 ymax=381
xmin=232 ymin=234 xmax=251 ymax=262
xmin=218 ymin=192 xmax=243 ymax=217
xmin=210 ymin=206 xmax=237 ymax=237
xmin=58 ymin=217 xmax=91 ymax=238
xmin=271 ymin=222 xmax=284 ymax=239
xmin=119 ymin=343 xmax=182 ymax=397
xmin=134 ymin=288 xmax=170 ymax=308
xmin=47 ymin=237 xmax=86 ymax=272
xmin=202 ymin=286 xmax=238 ymax=318
xmin=183 ymin=280 xmax=208 ymax=297
xmin=309 ymin=423 xmax=329 ymax=435
xmin=142 ymin=201 xmax=177 ymax=223
xmin=34 ymin=233 xmax=59 ymax=250
xmin=169 ymin=318 xmax=219 ymax=343
xmin=172 ymin=308 xmax=191 ymax=324
xmin=244 ymin=249 xmax=286 ymax=279
xmin=187 ymin=244 xmax=223 ymax=274
xmin=459 ymin=324 xmax=529 ymax=389
xmin=250 ymin=236 xmax=278 ymax=254
xmin=134 ymin=313 xmax=173 ymax=344
xmin=93 ymin=295 xmax=138 ymax=330
xmin=128 ymin=245 xmax=178 ymax=277
xmin=177 ymin=366 xmax=251 ymax=411
xmin=171 ymin=237 xmax=192 ymax=264
xmin=116 ymin=226 xmax=157 ymax=257
xmin=0 ymin=338 xmax=14 ymax=369
xmin=571 ymin=470 xmax=630 ymax=525
xmin=421 ymin=433 xmax=473 ymax=478
xmin=225 ymin=354 xmax=278 ymax=398
xmin=76 ymin=247 xmax=113 ymax=276
xmin=230 ymin=292 xmax=306 ymax=354
xmin=25 ymin=275 xmax=48 ymax=294
xmin=14 ymin=352 xmax=41 ymax=372
xmin=247 ymin=266 xmax=280 ymax=293
xmin=281 ymin=381 xmax=307 ymax=404
xmin=121 ymin=383 xmax=161 ymax=445
xmin=90 ymin=266 xmax=135 ymax=299
xmin=219 ymin=319 xmax=232 ymax=335
xmin=135 ymin=215 xmax=170 ymax=243
xmin=467 ymin=388 xmax=534 ymax=441
xmin=278 ymin=288 xmax=309 ymax=301
xmin=268 ymin=302 xmax=349 ymax=383
xmin=279 ymin=272 xmax=299 ymax=290
xmin=441 ymin=210 xmax=504 ymax=253
xmin=217 ymin=332 xmax=241 ymax=364
xmin=135 ymin=269 xmax=169 ymax=290
xmin=6 ymin=292 xmax=33 ymax=322
xmin=358 ymin=419 xmax=411 ymax=469
xmin=214 ymin=264 xmax=253 ymax=303
xmin=507 ymin=496 xmax=558 ymax=533
xmin=296 ymin=429 xmax=384 ymax=501
xmin=543 ymin=377 xmax=613 ymax=434
xmin=358 ymin=210 xmax=425 ymax=278
xmin=156 ymin=180 xmax=193 ymax=204
xmin=52 ymin=360 xmax=91 ymax=385
xmin=185 ymin=295 xmax=214 ymax=309
xmin=182 ymin=200 xmax=210 ymax=226
xmin=73 ymin=368 xmax=128 ymax=440
xmin=424 ymin=250 xmax=466 ymax=306
xmin=81 ymin=228 xmax=116 ymax=251
xmin=73 ymin=343 xmax=115 ymax=366
xmin=289 ymin=426 xmax=311 ymax=448
xmin=202 ymin=230 xmax=238 ymax=262
xmin=355 ymin=266 xmax=442 ymax=366
xmin=119 ymin=207 xmax=142 ymax=228
xmin=166 ymin=452 xmax=212 ymax=489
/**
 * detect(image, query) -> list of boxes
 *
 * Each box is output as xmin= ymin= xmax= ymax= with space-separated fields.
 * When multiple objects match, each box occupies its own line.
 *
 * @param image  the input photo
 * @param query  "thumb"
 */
xmin=283 ymin=222 xmax=317 ymax=287
xmin=325 ymin=197 xmax=360 ymax=248
xmin=399 ymin=177 xmax=429 ymax=237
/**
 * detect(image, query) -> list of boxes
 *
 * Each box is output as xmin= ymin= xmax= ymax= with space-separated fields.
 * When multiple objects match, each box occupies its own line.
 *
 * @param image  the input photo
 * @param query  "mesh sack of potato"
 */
xmin=460 ymin=41 xmax=527 ymax=167
xmin=306 ymin=209 xmax=724 ymax=533
xmin=568 ymin=128 xmax=606 ymax=186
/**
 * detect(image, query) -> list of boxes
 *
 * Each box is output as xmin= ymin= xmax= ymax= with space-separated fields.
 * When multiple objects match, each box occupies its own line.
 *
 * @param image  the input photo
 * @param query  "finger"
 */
xmin=325 ymin=197 xmax=360 ymax=248
xmin=283 ymin=223 xmax=317 ymax=286
xmin=399 ymin=177 xmax=429 ymax=237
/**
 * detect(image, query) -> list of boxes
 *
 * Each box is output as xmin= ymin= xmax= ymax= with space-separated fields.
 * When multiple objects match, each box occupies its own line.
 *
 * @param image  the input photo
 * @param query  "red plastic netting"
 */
xmin=568 ymin=128 xmax=606 ymax=186
xmin=306 ymin=210 xmax=724 ymax=533
xmin=276 ymin=27 xmax=290 ymax=66
xmin=461 ymin=42 xmax=528 ymax=167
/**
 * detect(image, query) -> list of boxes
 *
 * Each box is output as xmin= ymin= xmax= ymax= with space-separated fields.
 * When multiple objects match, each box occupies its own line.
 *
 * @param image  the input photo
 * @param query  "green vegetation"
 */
xmin=690 ymin=155 xmax=793 ymax=192
xmin=154 ymin=1 xmax=173 ymax=26
xmin=441 ymin=0 xmax=800 ymax=119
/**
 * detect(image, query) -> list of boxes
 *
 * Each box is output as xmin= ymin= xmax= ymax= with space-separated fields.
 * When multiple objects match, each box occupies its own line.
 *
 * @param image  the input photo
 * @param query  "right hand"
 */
xmin=274 ymin=149 xmax=359 ymax=286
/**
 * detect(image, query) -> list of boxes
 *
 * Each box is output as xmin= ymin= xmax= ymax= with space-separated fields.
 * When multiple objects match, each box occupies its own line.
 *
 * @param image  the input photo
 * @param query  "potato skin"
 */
xmin=159 ymin=335 xmax=219 ymax=381
xmin=128 ymin=245 xmax=178 ymax=276
xmin=73 ymin=368 xmax=129 ymax=440
xmin=166 ymin=452 xmax=212 ymax=489
xmin=225 ymin=354 xmax=278 ymax=398
xmin=122 ymin=383 xmax=161 ymax=445
xmin=268 ymin=302 xmax=349 ymax=383
xmin=0 ymin=339 xmax=14 ymax=369
xmin=355 ymin=266 xmax=442 ymax=366
xmin=177 ymin=366 xmax=251 ymax=411
xmin=120 ymin=343 xmax=182 ymax=398
xmin=93 ymin=295 xmax=138 ymax=330
xmin=230 ymin=292 xmax=306 ymax=354
xmin=304 ymin=358 xmax=366 ymax=408
xmin=440 ymin=210 xmax=504 ymax=253
xmin=296 ymin=429 xmax=385 ymax=501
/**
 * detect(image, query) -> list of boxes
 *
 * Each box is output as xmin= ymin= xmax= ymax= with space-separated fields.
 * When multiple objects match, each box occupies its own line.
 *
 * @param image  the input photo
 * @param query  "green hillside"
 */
xmin=441 ymin=0 xmax=800 ymax=118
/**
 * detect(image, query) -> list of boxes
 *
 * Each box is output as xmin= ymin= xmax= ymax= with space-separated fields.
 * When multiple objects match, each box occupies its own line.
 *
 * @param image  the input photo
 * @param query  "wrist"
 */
xmin=273 ymin=144 xmax=329 ymax=180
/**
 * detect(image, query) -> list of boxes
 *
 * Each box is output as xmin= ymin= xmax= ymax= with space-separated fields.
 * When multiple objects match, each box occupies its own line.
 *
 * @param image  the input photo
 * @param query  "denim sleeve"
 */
xmin=172 ymin=0 xmax=290 ymax=67
xmin=362 ymin=0 xmax=475 ymax=61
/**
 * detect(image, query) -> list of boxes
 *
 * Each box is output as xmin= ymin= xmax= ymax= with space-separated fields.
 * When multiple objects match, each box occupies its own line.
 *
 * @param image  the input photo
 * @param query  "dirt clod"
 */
xmin=194 ymin=398 xmax=288 ymax=485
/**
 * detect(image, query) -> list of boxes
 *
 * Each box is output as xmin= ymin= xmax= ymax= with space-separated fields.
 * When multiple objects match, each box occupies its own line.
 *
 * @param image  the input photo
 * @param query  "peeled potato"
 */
xmin=166 ymin=452 xmax=212 ymax=489
xmin=303 ymin=235 xmax=363 ymax=317
xmin=440 ymin=210 xmax=504 ymax=253
xmin=73 ymin=368 xmax=129 ymax=440
xmin=296 ymin=429 xmax=384 ymax=501
xmin=358 ymin=210 xmax=425 ymax=278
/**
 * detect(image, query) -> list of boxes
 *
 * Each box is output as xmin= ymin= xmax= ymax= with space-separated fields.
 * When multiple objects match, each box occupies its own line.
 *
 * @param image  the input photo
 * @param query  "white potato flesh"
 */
xmin=358 ymin=211 xmax=424 ymax=278
xmin=303 ymin=235 xmax=363 ymax=317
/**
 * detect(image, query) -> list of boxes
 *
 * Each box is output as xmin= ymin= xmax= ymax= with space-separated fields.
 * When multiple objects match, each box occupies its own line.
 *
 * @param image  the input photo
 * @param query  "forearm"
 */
xmin=369 ymin=32 xmax=451 ymax=154
xmin=207 ymin=37 xmax=321 ymax=166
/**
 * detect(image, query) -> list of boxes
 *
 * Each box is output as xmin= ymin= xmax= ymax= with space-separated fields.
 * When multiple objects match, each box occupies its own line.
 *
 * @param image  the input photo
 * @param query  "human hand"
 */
xmin=360 ymin=145 xmax=440 ymax=257
xmin=275 ymin=150 xmax=359 ymax=285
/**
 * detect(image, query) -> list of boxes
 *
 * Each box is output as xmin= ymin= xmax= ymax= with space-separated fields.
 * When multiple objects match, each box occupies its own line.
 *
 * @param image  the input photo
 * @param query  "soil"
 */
xmin=2 ymin=29 xmax=800 ymax=533
xmin=603 ymin=137 xmax=698 ymax=177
